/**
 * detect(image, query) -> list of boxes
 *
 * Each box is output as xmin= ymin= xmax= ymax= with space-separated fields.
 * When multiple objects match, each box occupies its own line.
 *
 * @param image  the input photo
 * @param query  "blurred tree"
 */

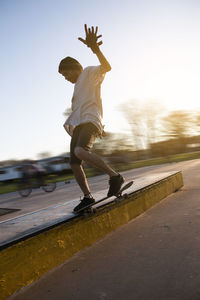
xmin=160 ymin=110 xmax=193 ymax=154
xmin=161 ymin=110 xmax=192 ymax=139
xmin=120 ymin=100 xmax=145 ymax=150
xmin=142 ymin=100 xmax=164 ymax=146
xmin=120 ymin=99 xmax=164 ymax=152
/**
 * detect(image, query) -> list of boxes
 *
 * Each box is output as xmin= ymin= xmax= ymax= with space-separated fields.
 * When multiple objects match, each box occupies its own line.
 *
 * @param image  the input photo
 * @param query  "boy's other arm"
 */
xmin=78 ymin=24 xmax=111 ymax=73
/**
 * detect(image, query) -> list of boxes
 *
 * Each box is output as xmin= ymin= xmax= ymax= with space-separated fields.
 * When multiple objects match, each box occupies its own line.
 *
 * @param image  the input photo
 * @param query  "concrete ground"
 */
xmin=8 ymin=160 xmax=200 ymax=300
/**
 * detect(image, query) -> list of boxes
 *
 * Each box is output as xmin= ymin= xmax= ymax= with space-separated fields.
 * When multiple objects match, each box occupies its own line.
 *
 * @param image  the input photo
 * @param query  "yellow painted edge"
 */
xmin=0 ymin=172 xmax=183 ymax=300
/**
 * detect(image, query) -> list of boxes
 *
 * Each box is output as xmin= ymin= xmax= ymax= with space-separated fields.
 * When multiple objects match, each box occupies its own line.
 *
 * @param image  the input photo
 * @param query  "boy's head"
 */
xmin=58 ymin=56 xmax=83 ymax=83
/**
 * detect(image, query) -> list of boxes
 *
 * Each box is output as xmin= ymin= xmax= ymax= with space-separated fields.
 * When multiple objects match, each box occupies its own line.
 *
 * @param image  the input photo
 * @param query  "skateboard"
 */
xmin=75 ymin=180 xmax=134 ymax=214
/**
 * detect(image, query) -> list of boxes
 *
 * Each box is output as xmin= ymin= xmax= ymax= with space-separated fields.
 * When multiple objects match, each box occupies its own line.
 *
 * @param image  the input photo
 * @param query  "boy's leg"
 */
xmin=74 ymin=147 xmax=124 ymax=197
xmin=70 ymin=123 xmax=124 ymax=200
xmin=71 ymin=163 xmax=96 ymax=212
xmin=70 ymin=125 xmax=93 ymax=198
xmin=74 ymin=147 xmax=117 ymax=177
xmin=70 ymin=163 xmax=91 ymax=196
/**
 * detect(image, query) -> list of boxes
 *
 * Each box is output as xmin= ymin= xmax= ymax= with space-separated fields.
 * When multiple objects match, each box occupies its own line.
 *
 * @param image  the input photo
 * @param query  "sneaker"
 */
xmin=107 ymin=174 xmax=125 ymax=197
xmin=73 ymin=196 xmax=95 ymax=212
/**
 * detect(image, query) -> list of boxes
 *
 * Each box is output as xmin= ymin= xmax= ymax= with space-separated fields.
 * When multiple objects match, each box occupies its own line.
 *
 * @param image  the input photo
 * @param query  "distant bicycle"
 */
xmin=18 ymin=177 xmax=56 ymax=197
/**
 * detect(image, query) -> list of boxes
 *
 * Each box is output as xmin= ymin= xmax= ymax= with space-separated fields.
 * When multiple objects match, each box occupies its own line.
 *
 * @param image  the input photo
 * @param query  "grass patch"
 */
xmin=0 ymin=183 xmax=18 ymax=195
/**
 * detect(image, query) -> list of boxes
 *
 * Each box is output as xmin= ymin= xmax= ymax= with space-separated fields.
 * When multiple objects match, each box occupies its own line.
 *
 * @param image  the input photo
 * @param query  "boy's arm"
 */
xmin=78 ymin=24 xmax=111 ymax=73
xmin=95 ymin=48 xmax=111 ymax=73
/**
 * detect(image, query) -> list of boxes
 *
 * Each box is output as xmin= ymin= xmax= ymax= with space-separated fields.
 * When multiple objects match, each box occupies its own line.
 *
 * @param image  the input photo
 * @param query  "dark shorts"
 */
xmin=70 ymin=122 xmax=100 ymax=165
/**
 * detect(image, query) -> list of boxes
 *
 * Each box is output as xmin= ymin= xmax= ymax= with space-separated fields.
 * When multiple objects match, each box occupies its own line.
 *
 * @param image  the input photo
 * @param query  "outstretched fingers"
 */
xmin=78 ymin=24 xmax=103 ymax=51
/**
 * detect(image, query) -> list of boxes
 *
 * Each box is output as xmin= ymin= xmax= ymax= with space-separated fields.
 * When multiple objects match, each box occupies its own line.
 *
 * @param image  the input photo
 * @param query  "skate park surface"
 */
xmin=1 ymin=159 xmax=200 ymax=299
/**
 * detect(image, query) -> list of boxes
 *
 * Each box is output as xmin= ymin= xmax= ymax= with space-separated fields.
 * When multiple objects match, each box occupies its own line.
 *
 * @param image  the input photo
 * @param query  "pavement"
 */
xmin=8 ymin=159 xmax=200 ymax=300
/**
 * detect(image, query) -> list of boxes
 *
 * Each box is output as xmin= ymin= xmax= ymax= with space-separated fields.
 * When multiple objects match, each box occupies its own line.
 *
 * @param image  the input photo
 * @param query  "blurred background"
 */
xmin=1 ymin=0 xmax=200 ymax=186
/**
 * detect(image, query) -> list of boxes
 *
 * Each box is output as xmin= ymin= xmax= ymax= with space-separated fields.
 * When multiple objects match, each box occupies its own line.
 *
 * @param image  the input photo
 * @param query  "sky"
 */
xmin=1 ymin=0 xmax=200 ymax=161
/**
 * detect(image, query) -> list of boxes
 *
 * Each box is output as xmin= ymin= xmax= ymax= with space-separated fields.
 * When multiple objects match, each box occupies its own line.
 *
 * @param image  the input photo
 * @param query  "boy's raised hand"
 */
xmin=78 ymin=24 xmax=103 ymax=53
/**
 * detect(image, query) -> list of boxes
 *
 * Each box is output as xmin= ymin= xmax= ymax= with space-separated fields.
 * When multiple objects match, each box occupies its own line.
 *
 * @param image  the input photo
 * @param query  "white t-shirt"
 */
xmin=64 ymin=65 xmax=105 ymax=136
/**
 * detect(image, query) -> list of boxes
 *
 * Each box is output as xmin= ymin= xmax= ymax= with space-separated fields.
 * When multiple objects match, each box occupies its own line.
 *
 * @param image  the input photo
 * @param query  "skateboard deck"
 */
xmin=75 ymin=180 xmax=134 ymax=214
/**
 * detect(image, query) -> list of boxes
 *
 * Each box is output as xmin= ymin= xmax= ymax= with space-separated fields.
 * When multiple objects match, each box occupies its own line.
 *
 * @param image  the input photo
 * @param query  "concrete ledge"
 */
xmin=0 ymin=171 xmax=183 ymax=300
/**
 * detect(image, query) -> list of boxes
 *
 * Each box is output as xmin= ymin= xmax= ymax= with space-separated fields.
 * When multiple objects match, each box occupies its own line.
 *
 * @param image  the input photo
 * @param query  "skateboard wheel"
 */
xmin=124 ymin=193 xmax=128 ymax=199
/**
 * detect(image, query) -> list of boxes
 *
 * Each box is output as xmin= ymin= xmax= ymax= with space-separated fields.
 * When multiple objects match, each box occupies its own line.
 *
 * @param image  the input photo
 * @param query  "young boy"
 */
xmin=59 ymin=24 xmax=124 ymax=212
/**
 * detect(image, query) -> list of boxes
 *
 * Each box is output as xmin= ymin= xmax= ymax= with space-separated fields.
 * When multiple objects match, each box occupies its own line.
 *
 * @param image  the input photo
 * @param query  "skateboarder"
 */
xmin=59 ymin=24 xmax=124 ymax=212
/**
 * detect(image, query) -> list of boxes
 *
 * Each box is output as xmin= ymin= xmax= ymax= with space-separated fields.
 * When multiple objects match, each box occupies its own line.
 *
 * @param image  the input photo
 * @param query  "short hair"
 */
xmin=58 ymin=56 xmax=83 ymax=73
